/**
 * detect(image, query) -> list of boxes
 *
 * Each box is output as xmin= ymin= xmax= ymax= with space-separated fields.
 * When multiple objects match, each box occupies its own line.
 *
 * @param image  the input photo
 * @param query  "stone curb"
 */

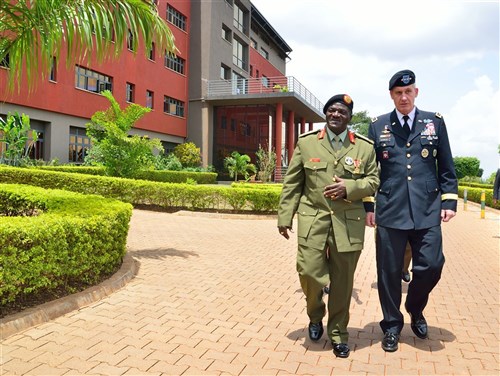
xmin=1 ymin=252 xmax=139 ymax=340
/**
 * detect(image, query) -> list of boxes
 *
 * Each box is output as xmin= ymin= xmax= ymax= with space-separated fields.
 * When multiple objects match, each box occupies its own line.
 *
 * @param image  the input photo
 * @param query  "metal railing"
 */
xmin=207 ymin=76 xmax=323 ymax=114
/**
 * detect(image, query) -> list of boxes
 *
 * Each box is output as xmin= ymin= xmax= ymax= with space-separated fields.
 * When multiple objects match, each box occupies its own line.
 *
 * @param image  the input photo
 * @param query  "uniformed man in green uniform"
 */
xmin=277 ymin=94 xmax=379 ymax=358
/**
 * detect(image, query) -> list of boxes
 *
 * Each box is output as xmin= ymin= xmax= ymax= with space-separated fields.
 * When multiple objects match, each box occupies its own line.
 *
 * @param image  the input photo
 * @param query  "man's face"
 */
xmin=390 ymin=84 xmax=419 ymax=115
xmin=325 ymin=103 xmax=351 ymax=134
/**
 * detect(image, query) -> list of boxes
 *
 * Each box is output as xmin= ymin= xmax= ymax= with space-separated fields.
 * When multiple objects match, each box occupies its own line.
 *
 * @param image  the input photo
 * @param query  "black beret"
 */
xmin=389 ymin=69 xmax=416 ymax=90
xmin=323 ymin=94 xmax=354 ymax=115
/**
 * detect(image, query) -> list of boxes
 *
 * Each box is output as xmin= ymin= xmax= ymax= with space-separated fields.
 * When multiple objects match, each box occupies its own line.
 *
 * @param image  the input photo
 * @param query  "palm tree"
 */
xmin=224 ymin=151 xmax=257 ymax=182
xmin=0 ymin=0 xmax=177 ymax=91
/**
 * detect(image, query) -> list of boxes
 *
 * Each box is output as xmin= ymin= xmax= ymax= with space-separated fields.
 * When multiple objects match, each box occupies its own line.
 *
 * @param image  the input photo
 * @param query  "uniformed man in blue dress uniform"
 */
xmin=278 ymin=94 xmax=379 ymax=358
xmin=365 ymin=70 xmax=458 ymax=352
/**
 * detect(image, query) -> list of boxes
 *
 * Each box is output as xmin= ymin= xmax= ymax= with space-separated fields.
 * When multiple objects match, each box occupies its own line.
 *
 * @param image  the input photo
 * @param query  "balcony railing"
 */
xmin=207 ymin=76 xmax=323 ymax=114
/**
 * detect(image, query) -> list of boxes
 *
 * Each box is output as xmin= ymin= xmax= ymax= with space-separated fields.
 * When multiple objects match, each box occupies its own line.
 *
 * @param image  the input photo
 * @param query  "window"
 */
xmin=49 ymin=56 xmax=57 ymax=81
xmin=261 ymin=76 xmax=269 ymax=87
xmin=165 ymin=54 xmax=185 ymax=74
xmin=250 ymin=38 xmax=257 ymax=49
xmin=220 ymin=64 xmax=230 ymax=80
xmin=167 ymin=5 xmax=186 ymax=31
xmin=221 ymin=24 xmax=231 ymax=42
xmin=233 ymin=3 xmax=245 ymax=33
xmin=164 ymin=96 xmax=185 ymax=117
xmin=146 ymin=90 xmax=154 ymax=109
xmin=249 ymin=65 xmax=253 ymax=77
xmin=230 ymin=119 xmax=236 ymax=131
xmin=127 ymin=29 xmax=135 ymax=51
xmin=28 ymin=130 xmax=44 ymax=160
xmin=69 ymin=127 xmax=90 ymax=163
xmin=256 ymin=69 xmax=259 ymax=78
xmin=232 ymin=71 xmax=246 ymax=94
xmin=148 ymin=43 xmax=155 ymax=61
xmin=126 ymin=83 xmax=135 ymax=102
xmin=221 ymin=116 xmax=227 ymax=129
xmin=0 ymin=53 xmax=9 ymax=68
xmin=232 ymin=37 xmax=247 ymax=70
xmin=260 ymin=47 xmax=269 ymax=60
xmin=75 ymin=66 xmax=112 ymax=93
xmin=224 ymin=0 xmax=233 ymax=5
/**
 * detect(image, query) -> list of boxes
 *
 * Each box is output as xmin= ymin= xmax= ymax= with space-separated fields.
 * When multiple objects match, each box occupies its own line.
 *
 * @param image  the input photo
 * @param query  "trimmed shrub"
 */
xmin=0 ymin=166 xmax=281 ymax=213
xmin=458 ymin=186 xmax=498 ymax=209
xmin=0 ymin=183 xmax=132 ymax=305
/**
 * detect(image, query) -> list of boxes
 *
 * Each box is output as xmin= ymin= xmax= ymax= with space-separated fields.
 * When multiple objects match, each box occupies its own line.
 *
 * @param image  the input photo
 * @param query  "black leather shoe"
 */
xmin=308 ymin=321 xmax=323 ymax=342
xmin=381 ymin=332 xmax=400 ymax=352
xmin=409 ymin=313 xmax=428 ymax=339
xmin=323 ymin=285 xmax=330 ymax=295
xmin=332 ymin=342 xmax=350 ymax=358
xmin=405 ymin=303 xmax=428 ymax=339
xmin=401 ymin=271 xmax=411 ymax=283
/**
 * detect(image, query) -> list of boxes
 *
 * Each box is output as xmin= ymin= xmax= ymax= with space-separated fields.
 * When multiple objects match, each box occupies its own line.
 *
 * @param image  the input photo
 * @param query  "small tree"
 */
xmin=173 ymin=142 xmax=202 ymax=168
xmin=224 ymin=151 xmax=256 ymax=182
xmin=0 ymin=112 xmax=38 ymax=166
xmin=85 ymin=90 xmax=163 ymax=177
xmin=255 ymin=144 xmax=277 ymax=183
xmin=349 ymin=110 xmax=371 ymax=136
xmin=453 ymin=156 xmax=481 ymax=179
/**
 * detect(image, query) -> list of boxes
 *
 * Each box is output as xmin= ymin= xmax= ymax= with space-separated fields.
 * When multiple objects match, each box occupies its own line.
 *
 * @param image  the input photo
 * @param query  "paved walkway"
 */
xmin=1 ymin=203 xmax=499 ymax=375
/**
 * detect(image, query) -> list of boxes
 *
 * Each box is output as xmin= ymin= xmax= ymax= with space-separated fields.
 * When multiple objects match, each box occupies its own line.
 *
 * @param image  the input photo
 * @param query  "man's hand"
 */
xmin=324 ymin=175 xmax=347 ymax=201
xmin=278 ymin=226 xmax=292 ymax=239
xmin=441 ymin=209 xmax=456 ymax=222
xmin=365 ymin=212 xmax=376 ymax=227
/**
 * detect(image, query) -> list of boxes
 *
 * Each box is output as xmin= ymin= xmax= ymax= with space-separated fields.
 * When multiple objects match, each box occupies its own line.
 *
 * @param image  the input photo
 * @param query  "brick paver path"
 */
xmin=1 ymin=204 xmax=499 ymax=375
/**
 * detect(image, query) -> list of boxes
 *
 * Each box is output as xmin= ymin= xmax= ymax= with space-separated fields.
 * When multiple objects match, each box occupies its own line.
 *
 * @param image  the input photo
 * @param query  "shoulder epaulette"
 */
xmin=435 ymin=112 xmax=442 ymax=119
xmin=371 ymin=117 xmax=378 ymax=123
xmin=299 ymin=129 xmax=321 ymax=138
xmin=355 ymin=133 xmax=374 ymax=144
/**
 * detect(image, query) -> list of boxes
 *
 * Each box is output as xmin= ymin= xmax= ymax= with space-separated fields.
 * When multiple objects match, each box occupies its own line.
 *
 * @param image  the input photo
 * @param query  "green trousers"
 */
xmin=296 ymin=232 xmax=360 ymax=344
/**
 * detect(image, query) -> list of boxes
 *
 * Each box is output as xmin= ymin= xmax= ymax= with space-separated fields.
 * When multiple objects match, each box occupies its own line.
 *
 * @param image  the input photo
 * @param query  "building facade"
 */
xmin=0 ymin=0 xmax=324 ymax=177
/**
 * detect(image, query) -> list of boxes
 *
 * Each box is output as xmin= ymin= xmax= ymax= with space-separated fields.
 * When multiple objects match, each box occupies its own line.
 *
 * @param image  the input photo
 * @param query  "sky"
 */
xmin=251 ymin=0 xmax=500 ymax=178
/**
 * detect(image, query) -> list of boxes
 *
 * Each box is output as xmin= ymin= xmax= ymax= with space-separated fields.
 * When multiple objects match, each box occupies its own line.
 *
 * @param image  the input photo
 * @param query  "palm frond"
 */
xmin=0 ymin=0 xmax=177 ymax=92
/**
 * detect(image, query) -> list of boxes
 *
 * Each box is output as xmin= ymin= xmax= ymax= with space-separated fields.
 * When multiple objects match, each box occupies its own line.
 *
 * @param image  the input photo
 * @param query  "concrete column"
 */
xmin=287 ymin=110 xmax=295 ymax=164
xmin=300 ymin=117 xmax=306 ymax=135
xmin=201 ymin=102 xmax=209 ymax=167
xmin=275 ymin=102 xmax=283 ymax=179
xmin=309 ymin=122 xmax=314 ymax=132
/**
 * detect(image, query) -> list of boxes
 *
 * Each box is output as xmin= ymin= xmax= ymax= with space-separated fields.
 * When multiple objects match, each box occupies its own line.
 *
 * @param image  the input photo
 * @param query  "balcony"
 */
xmin=206 ymin=76 xmax=325 ymax=122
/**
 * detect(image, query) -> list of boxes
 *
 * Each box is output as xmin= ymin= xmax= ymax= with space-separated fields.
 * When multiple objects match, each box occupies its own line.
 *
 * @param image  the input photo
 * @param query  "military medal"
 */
xmin=433 ymin=149 xmax=437 ymax=157
xmin=382 ymin=151 xmax=389 ymax=159
xmin=421 ymin=148 xmax=429 ymax=158
xmin=353 ymin=159 xmax=362 ymax=173
xmin=345 ymin=156 xmax=354 ymax=165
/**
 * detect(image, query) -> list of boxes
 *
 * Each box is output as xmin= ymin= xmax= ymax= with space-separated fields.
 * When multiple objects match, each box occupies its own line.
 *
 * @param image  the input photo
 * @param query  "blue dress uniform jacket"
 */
xmin=368 ymin=108 xmax=458 ymax=230
xmin=278 ymin=128 xmax=379 ymax=252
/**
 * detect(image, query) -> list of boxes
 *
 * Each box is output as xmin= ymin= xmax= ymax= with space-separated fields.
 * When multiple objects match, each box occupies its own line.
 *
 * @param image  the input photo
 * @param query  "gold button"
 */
xmin=407 ymin=164 xmax=411 ymax=169
xmin=330 ymin=211 xmax=334 ymax=214
xmin=382 ymin=143 xmax=386 ymax=147
xmin=313 ymin=166 xmax=316 ymax=169
xmin=408 ymin=176 xmax=412 ymax=181
xmin=406 ymin=153 xmax=411 ymax=158
xmin=334 ymin=161 xmax=338 ymax=166
xmin=357 ymin=217 xmax=360 ymax=220
xmin=430 ymin=142 xmax=433 ymax=145
xmin=406 ymin=143 xmax=411 ymax=147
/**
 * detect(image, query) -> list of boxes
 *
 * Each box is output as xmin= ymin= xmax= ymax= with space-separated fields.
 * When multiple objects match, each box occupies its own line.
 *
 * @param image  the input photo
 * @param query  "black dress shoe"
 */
xmin=401 ymin=271 xmax=411 ymax=283
xmin=323 ymin=285 xmax=330 ymax=295
xmin=308 ymin=321 xmax=323 ymax=342
xmin=405 ymin=303 xmax=428 ymax=339
xmin=409 ymin=313 xmax=428 ymax=339
xmin=332 ymin=342 xmax=350 ymax=358
xmin=381 ymin=332 xmax=400 ymax=352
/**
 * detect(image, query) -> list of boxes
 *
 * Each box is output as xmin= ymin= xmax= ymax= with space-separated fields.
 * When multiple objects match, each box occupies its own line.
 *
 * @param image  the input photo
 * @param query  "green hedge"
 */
xmin=0 ymin=183 xmax=132 ymax=305
xmin=0 ymin=166 xmax=281 ymax=212
xmin=458 ymin=181 xmax=494 ymax=189
xmin=458 ymin=186 xmax=499 ymax=209
xmin=35 ymin=165 xmax=217 ymax=184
